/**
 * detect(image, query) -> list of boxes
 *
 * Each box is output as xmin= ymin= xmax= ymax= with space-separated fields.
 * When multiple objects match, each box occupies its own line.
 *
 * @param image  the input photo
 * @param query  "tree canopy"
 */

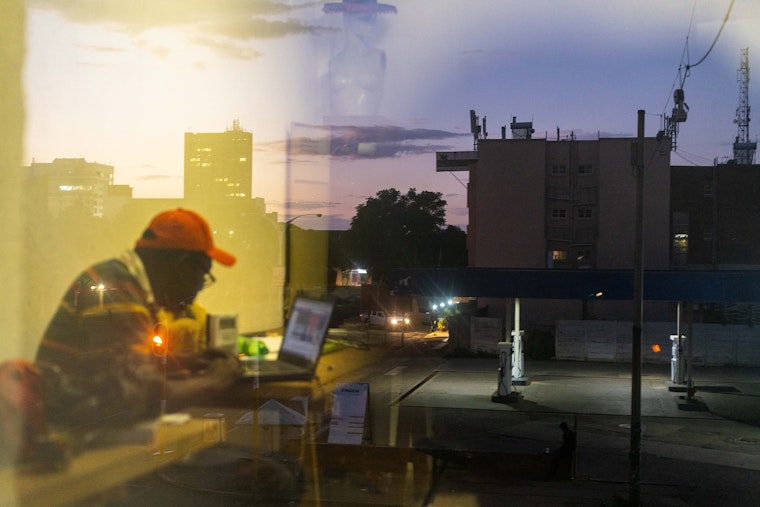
xmin=344 ymin=188 xmax=466 ymax=281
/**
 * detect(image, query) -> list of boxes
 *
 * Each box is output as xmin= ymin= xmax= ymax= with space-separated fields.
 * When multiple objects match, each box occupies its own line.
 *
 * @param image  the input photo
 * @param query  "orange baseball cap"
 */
xmin=135 ymin=208 xmax=236 ymax=266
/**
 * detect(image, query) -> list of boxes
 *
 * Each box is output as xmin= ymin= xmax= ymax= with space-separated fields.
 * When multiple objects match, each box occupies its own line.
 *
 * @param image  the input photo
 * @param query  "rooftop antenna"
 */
xmin=470 ymin=109 xmax=483 ymax=150
xmin=732 ymin=48 xmax=756 ymax=164
xmin=510 ymin=116 xmax=534 ymax=140
xmin=228 ymin=118 xmax=244 ymax=132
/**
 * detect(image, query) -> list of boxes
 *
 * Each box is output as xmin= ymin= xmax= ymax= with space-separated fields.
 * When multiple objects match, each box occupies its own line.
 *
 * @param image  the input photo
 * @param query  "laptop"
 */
xmin=239 ymin=298 xmax=334 ymax=381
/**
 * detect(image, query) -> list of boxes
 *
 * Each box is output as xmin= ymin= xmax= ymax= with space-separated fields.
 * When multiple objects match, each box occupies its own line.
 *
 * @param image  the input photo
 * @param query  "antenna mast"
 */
xmin=733 ymin=48 xmax=756 ymax=164
xmin=470 ymin=109 xmax=486 ymax=150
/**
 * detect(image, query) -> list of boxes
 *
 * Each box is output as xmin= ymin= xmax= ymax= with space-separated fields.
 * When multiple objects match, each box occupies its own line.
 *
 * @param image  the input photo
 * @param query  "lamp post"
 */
xmin=283 ymin=213 xmax=322 ymax=321
xmin=96 ymin=283 xmax=105 ymax=309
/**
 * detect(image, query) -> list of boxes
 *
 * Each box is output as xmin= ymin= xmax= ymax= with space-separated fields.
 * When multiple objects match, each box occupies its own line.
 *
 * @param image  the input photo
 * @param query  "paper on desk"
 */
xmin=161 ymin=413 xmax=192 ymax=425
xmin=327 ymin=383 xmax=369 ymax=445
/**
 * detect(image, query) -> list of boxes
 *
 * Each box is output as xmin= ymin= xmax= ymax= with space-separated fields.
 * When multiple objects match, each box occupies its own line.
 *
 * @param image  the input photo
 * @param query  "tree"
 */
xmin=344 ymin=188 xmax=466 ymax=281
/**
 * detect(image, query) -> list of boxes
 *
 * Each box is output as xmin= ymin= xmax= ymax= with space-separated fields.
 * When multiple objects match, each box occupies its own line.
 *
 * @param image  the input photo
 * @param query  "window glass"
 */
xmin=551 ymin=208 xmax=567 ymax=219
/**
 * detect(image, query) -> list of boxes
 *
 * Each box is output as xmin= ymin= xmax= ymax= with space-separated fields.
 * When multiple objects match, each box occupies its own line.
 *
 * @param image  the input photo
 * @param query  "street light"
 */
xmin=283 ymin=213 xmax=323 ymax=320
xmin=93 ymin=283 xmax=105 ymax=308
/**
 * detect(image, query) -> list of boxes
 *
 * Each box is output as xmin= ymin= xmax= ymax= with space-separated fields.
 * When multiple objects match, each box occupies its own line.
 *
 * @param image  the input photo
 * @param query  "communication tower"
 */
xmin=732 ymin=48 xmax=756 ymax=164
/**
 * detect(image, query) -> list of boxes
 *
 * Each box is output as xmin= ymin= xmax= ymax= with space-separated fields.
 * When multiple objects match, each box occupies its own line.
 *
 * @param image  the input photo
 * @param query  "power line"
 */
xmin=661 ymin=0 xmax=735 ymax=153
xmin=687 ymin=0 xmax=735 ymax=71
xmin=673 ymin=149 xmax=705 ymax=166
xmin=678 ymin=0 xmax=735 ymax=89
xmin=662 ymin=0 xmax=697 ymax=117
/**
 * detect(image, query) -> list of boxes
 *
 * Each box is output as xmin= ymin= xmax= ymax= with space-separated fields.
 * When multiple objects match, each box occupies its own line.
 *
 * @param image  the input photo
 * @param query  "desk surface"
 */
xmin=4 ymin=419 xmax=211 ymax=507
xmin=2 ymin=345 xmax=389 ymax=507
xmin=221 ymin=343 xmax=388 ymax=407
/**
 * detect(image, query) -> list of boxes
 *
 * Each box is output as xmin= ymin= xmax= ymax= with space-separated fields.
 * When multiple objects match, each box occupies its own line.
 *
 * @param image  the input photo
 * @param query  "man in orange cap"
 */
xmin=36 ymin=209 xmax=240 ymax=436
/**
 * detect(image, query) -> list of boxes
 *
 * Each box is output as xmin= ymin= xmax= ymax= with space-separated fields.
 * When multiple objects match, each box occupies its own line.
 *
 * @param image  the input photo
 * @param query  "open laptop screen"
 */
xmin=279 ymin=298 xmax=333 ymax=363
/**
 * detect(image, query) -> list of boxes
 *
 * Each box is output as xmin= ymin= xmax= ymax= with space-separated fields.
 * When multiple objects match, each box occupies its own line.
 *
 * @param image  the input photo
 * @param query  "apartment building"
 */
xmin=27 ymin=158 xmax=114 ymax=218
xmin=468 ymin=136 xmax=671 ymax=271
xmin=671 ymin=163 xmax=760 ymax=270
xmin=466 ymin=135 xmax=672 ymax=325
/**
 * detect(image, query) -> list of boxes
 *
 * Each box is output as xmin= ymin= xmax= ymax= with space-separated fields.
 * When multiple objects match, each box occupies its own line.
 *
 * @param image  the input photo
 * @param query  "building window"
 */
xmin=578 ymin=187 xmax=598 ymax=204
xmin=577 ymin=207 xmax=592 ymax=219
xmin=577 ymin=164 xmax=593 ymax=175
xmin=547 ymin=249 xmax=568 ymax=268
xmin=703 ymin=226 xmax=713 ymax=241
xmin=551 ymin=208 xmax=567 ymax=219
xmin=703 ymin=182 xmax=713 ymax=197
xmin=673 ymin=233 xmax=688 ymax=267
xmin=551 ymin=164 xmax=567 ymax=175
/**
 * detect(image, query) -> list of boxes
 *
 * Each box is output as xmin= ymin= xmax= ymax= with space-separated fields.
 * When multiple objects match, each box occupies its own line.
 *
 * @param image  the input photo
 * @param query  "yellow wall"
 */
xmin=0 ymin=1 xmax=25 ymax=361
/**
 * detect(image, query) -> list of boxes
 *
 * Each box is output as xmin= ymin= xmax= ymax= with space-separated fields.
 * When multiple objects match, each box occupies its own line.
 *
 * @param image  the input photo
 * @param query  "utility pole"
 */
xmin=630 ymin=109 xmax=645 ymax=506
xmin=283 ymin=213 xmax=322 ymax=321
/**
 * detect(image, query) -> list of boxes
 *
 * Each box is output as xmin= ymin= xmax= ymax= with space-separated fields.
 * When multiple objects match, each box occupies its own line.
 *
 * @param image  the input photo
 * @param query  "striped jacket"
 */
xmin=35 ymin=251 xmax=163 ymax=432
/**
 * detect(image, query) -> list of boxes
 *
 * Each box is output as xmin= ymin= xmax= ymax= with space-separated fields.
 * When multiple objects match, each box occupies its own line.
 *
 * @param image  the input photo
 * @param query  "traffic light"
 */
xmin=152 ymin=323 xmax=167 ymax=357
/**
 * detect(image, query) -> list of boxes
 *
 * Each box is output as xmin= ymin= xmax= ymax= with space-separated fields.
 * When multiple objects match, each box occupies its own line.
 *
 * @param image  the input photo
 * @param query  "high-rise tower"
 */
xmin=184 ymin=119 xmax=253 ymax=200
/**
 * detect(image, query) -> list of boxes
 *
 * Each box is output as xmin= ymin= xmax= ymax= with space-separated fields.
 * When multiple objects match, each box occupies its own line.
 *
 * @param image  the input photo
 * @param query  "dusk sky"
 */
xmin=24 ymin=0 xmax=760 ymax=231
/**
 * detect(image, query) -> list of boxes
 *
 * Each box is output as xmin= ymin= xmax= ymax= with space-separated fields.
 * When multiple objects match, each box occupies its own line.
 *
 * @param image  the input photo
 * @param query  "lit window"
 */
xmin=673 ymin=233 xmax=688 ymax=266
xmin=552 ymin=250 xmax=567 ymax=261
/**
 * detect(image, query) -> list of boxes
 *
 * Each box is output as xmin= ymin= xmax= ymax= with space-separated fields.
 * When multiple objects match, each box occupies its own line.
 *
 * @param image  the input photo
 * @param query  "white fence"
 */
xmin=555 ymin=320 xmax=760 ymax=366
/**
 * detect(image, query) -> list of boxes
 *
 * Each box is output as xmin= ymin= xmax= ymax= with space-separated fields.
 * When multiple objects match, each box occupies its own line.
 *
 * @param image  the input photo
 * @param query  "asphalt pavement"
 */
xmin=334 ymin=331 xmax=760 ymax=506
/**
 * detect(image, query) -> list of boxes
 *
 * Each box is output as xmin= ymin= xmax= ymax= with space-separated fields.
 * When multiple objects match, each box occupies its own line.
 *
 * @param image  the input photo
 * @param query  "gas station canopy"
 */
xmin=389 ymin=268 xmax=760 ymax=303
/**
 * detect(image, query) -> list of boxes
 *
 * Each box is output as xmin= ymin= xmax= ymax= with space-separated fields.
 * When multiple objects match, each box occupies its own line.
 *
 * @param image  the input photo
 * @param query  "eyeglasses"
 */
xmin=202 ymin=270 xmax=216 ymax=289
xmin=177 ymin=252 xmax=215 ymax=290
